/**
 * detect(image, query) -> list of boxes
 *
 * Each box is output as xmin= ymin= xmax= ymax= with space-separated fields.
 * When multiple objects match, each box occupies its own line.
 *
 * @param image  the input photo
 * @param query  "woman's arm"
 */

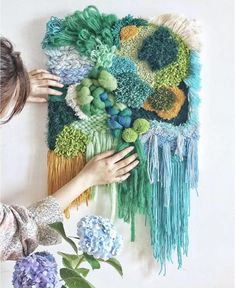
xmin=0 ymin=147 xmax=138 ymax=261
xmin=53 ymin=146 xmax=138 ymax=210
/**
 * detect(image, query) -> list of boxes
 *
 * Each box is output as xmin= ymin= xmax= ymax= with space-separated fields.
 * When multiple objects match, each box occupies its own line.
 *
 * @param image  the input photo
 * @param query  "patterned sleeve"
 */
xmin=0 ymin=196 xmax=63 ymax=261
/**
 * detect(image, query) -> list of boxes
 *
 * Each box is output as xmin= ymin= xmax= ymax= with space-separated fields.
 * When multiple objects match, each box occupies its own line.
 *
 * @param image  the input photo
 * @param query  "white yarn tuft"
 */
xmin=150 ymin=14 xmax=201 ymax=51
xmin=65 ymin=85 xmax=88 ymax=120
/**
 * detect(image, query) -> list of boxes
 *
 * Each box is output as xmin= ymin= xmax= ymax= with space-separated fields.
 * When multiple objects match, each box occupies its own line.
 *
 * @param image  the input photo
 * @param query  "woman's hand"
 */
xmin=27 ymin=69 xmax=64 ymax=103
xmin=53 ymin=147 xmax=139 ymax=210
xmin=79 ymin=146 xmax=139 ymax=186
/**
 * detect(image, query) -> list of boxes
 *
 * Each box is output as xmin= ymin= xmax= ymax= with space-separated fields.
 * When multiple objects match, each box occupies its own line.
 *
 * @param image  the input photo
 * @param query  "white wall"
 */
xmin=0 ymin=0 xmax=235 ymax=287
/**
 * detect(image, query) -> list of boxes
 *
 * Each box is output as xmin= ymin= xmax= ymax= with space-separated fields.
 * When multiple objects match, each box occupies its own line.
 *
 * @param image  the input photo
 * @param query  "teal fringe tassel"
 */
xmin=150 ymin=148 xmax=190 ymax=274
xmin=117 ymin=139 xmax=152 ymax=241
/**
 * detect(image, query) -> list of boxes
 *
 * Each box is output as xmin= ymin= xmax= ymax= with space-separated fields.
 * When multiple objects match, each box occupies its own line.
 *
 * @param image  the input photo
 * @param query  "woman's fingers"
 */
xmin=115 ymin=153 xmax=138 ymax=170
xmin=113 ymin=173 xmax=131 ymax=183
xmin=32 ymin=79 xmax=63 ymax=88
xmin=27 ymin=96 xmax=47 ymax=103
xmin=116 ymin=160 xmax=139 ymax=176
xmin=95 ymin=150 xmax=115 ymax=160
xmin=110 ymin=146 xmax=135 ymax=163
xmin=29 ymin=69 xmax=49 ymax=76
xmin=29 ymin=69 xmax=61 ymax=81
xmin=35 ymin=87 xmax=63 ymax=96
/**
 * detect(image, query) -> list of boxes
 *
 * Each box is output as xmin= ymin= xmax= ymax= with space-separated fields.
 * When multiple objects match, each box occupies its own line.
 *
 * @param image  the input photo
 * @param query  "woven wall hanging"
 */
xmin=42 ymin=6 xmax=201 ymax=273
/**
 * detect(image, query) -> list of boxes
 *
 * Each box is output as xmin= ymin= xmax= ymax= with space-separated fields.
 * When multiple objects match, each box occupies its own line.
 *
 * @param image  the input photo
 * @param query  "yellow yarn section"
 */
xmin=120 ymin=25 xmax=139 ymax=41
xmin=47 ymin=150 xmax=91 ymax=218
xmin=144 ymin=87 xmax=186 ymax=120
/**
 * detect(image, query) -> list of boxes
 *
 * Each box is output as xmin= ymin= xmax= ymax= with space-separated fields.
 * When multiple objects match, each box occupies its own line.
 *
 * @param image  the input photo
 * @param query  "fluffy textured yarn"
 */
xmin=12 ymin=252 xmax=59 ymax=288
xmin=77 ymin=215 xmax=123 ymax=260
xmin=138 ymin=26 xmax=179 ymax=71
xmin=55 ymin=125 xmax=89 ymax=158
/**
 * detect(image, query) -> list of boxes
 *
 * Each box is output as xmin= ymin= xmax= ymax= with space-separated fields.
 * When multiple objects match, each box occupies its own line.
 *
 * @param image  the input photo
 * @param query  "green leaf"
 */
xmin=65 ymin=277 xmax=95 ymax=288
xmin=60 ymin=268 xmax=81 ymax=280
xmin=83 ymin=253 xmax=101 ymax=270
xmin=102 ymin=258 xmax=123 ymax=277
xmin=58 ymin=252 xmax=84 ymax=269
xmin=62 ymin=257 xmax=72 ymax=269
xmin=49 ymin=222 xmax=78 ymax=253
xmin=76 ymin=268 xmax=89 ymax=277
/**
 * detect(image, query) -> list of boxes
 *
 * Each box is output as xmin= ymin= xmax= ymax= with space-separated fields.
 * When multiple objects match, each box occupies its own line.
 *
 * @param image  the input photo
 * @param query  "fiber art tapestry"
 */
xmin=42 ymin=6 xmax=201 ymax=273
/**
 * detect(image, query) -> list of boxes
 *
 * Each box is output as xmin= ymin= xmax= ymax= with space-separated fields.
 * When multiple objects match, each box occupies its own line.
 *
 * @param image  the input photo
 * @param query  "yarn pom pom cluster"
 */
xmin=43 ymin=6 xmax=201 ymax=273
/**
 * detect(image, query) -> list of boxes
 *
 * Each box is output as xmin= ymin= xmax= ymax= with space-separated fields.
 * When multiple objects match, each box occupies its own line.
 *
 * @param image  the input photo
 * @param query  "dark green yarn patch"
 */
xmin=114 ymin=72 xmax=154 ymax=108
xmin=138 ymin=26 xmax=179 ymax=71
xmin=148 ymin=88 xmax=176 ymax=111
xmin=48 ymin=101 xmax=78 ymax=150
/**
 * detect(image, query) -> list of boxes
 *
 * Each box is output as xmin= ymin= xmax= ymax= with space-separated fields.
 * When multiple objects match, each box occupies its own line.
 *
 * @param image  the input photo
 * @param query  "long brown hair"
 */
xmin=0 ymin=37 xmax=30 ymax=123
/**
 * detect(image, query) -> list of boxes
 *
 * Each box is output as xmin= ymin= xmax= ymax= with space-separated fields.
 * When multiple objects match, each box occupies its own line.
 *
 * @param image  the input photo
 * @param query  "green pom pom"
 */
xmin=98 ymin=70 xmax=117 ymax=91
xmin=92 ymin=87 xmax=105 ymax=98
xmin=122 ymin=128 xmax=138 ymax=143
xmin=55 ymin=125 xmax=89 ymax=158
xmin=81 ymin=78 xmax=93 ymax=87
xmin=148 ymin=88 xmax=176 ymax=110
xmin=133 ymin=118 xmax=150 ymax=135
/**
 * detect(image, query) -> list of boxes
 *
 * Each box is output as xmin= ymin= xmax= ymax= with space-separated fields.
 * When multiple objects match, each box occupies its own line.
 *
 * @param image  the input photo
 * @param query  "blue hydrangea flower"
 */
xmin=12 ymin=251 xmax=59 ymax=288
xmin=77 ymin=215 xmax=123 ymax=260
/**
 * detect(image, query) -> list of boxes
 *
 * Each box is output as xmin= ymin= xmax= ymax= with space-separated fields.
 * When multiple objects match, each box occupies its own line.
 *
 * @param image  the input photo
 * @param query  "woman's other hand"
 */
xmin=27 ymin=69 xmax=63 ymax=103
xmin=79 ymin=146 xmax=139 ymax=186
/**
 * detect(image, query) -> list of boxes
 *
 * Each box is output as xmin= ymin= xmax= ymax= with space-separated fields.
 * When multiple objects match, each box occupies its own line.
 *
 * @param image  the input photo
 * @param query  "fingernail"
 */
xmin=59 ymin=83 xmax=64 ymax=87
xmin=128 ymin=146 xmax=134 ymax=151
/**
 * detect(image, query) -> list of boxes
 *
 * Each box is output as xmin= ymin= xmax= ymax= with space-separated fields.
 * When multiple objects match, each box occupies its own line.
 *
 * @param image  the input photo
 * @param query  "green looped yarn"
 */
xmin=132 ymin=118 xmax=150 ymax=134
xmin=148 ymin=88 xmax=176 ymax=110
xmin=43 ymin=6 xmax=117 ymax=57
xmin=55 ymin=125 xmax=89 ymax=158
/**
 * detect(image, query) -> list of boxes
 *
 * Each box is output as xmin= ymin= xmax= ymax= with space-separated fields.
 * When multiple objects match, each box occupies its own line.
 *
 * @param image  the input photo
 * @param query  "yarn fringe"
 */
xmin=48 ymin=150 xmax=90 ymax=218
xmin=150 ymin=14 xmax=201 ymax=52
xmin=86 ymin=130 xmax=118 ymax=221
xmin=142 ymin=133 xmax=199 ymax=273
xmin=117 ymin=139 xmax=152 ymax=241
